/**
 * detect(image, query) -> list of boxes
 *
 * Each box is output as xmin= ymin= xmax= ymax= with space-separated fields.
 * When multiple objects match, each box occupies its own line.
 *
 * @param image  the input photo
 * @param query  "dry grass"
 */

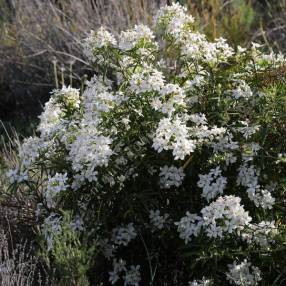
xmin=254 ymin=0 xmax=286 ymax=52
xmin=0 ymin=122 xmax=37 ymax=259
xmin=0 ymin=0 xmax=167 ymax=89
xmin=0 ymin=0 xmax=168 ymax=123
xmin=0 ymin=229 xmax=46 ymax=286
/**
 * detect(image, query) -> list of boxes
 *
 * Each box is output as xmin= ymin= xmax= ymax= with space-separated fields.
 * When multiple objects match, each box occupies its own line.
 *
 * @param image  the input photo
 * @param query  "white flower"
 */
xmin=237 ymin=163 xmax=275 ymax=209
xmin=189 ymin=113 xmax=207 ymax=126
xmin=155 ymin=3 xmax=194 ymax=38
xmin=123 ymin=265 xmax=141 ymax=286
xmin=231 ymin=80 xmax=253 ymax=99
xmin=159 ymin=165 xmax=185 ymax=189
xmin=151 ymin=83 xmax=186 ymax=115
xmin=119 ymin=24 xmax=156 ymax=51
xmin=42 ymin=213 xmax=62 ymax=251
xmin=45 ymin=173 xmax=69 ymax=208
xmin=201 ymin=196 xmax=252 ymax=238
xmin=185 ymin=75 xmax=207 ymax=91
xmin=152 ymin=116 xmax=196 ymax=160
xmin=175 ymin=212 xmax=202 ymax=243
xmin=176 ymin=196 xmax=252 ymax=243
xmin=53 ymin=86 xmax=80 ymax=108
xmin=6 ymin=168 xmax=28 ymax=183
xmin=129 ymin=68 xmax=165 ymax=94
xmin=99 ymin=239 xmax=117 ymax=260
xmin=236 ymin=121 xmax=260 ymax=139
xmin=237 ymin=163 xmax=259 ymax=188
xmin=226 ymin=259 xmax=262 ymax=285
xmin=109 ymin=270 xmax=120 ymax=285
xmin=38 ymin=86 xmax=79 ymax=138
xmin=242 ymin=143 xmax=261 ymax=162
xmin=83 ymin=75 xmax=118 ymax=122
xmin=149 ymin=209 xmax=169 ymax=229
xmin=247 ymin=187 xmax=275 ymax=209
xmin=19 ymin=137 xmax=47 ymax=168
xmin=38 ymin=98 xmax=63 ymax=138
xmin=212 ymin=132 xmax=239 ymax=153
xmin=47 ymin=172 xmax=68 ymax=194
xmin=237 ymin=46 xmax=247 ymax=53
xmin=189 ymin=277 xmax=213 ymax=286
xmin=84 ymin=27 xmax=117 ymax=61
xmin=68 ymin=125 xmax=113 ymax=184
xmin=194 ymin=125 xmax=226 ymax=143
xmin=109 ymin=259 xmax=140 ymax=286
xmin=197 ymin=167 xmax=227 ymax=201
xmin=109 ymin=258 xmax=127 ymax=285
xmin=112 ymin=223 xmax=137 ymax=246
xmin=241 ymin=221 xmax=277 ymax=247
xmin=180 ymin=33 xmax=234 ymax=65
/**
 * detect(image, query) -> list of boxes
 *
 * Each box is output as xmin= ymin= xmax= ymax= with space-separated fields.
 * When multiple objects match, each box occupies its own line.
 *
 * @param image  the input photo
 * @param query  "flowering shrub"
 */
xmin=7 ymin=3 xmax=286 ymax=285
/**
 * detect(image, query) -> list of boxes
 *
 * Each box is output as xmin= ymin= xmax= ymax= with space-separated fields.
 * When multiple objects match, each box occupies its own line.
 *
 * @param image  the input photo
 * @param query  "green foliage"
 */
xmin=40 ymin=212 xmax=96 ymax=286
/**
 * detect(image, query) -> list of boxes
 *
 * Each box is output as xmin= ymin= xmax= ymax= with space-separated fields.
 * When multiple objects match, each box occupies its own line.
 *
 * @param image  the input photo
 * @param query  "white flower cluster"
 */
xmin=38 ymin=86 xmax=80 ymax=138
xmin=241 ymin=143 xmax=261 ymax=162
xmin=45 ymin=173 xmax=69 ymax=208
xmin=124 ymin=265 xmax=141 ymax=286
xmin=129 ymin=68 xmax=165 ymax=94
xmin=231 ymin=80 xmax=253 ymax=100
xmin=249 ymin=42 xmax=285 ymax=70
xmin=83 ymin=76 xmax=119 ymax=122
xmin=226 ymin=259 xmax=262 ymax=286
xmin=84 ymin=27 xmax=117 ymax=61
xmin=47 ymin=172 xmax=69 ymax=194
xmin=100 ymin=224 xmax=137 ymax=262
xmin=109 ymin=258 xmax=126 ymax=284
xmin=175 ymin=212 xmax=202 ymax=244
xmin=109 ymin=258 xmax=141 ymax=286
xmin=194 ymin=125 xmax=226 ymax=143
xmin=183 ymin=36 xmax=234 ymax=65
xmin=176 ymin=196 xmax=252 ymax=242
xmin=189 ymin=277 xmax=213 ymax=286
xmin=53 ymin=85 xmax=80 ymax=108
xmin=235 ymin=121 xmax=260 ymax=140
xmin=38 ymin=98 xmax=62 ymax=137
xmin=197 ymin=167 xmax=227 ymax=201
xmin=111 ymin=223 xmax=137 ymax=246
xmin=212 ymin=132 xmax=239 ymax=153
xmin=189 ymin=113 xmax=207 ymax=126
xmin=149 ymin=209 xmax=169 ymax=230
xmin=155 ymin=3 xmax=195 ymax=37
xmin=6 ymin=168 xmax=28 ymax=184
xmin=201 ymin=196 xmax=252 ymax=238
xmin=159 ymin=165 xmax=185 ymax=189
xmin=151 ymin=83 xmax=186 ymax=116
xmin=155 ymin=3 xmax=234 ymax=65
xmin=68 ymin=126 xmax=113 ymax=186
xmin=152 ymin=116 xmax=196 ymax=160
xmin=19 ymin=137 xmax=47 ymax=168
xmin=241 ymin=221 xmax=277 ymax=247
xmin=119 ymin=24 xmax=156 ymax=51
xmin=42 ymin=213 xmax=62 ymax=251
xmin=237 ymin=163 xmax=275 ymax=209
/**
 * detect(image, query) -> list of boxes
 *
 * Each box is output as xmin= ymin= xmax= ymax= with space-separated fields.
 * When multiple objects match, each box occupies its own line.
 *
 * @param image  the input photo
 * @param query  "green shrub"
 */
xmin=7 ymin=2 xmax=286 ymax=285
